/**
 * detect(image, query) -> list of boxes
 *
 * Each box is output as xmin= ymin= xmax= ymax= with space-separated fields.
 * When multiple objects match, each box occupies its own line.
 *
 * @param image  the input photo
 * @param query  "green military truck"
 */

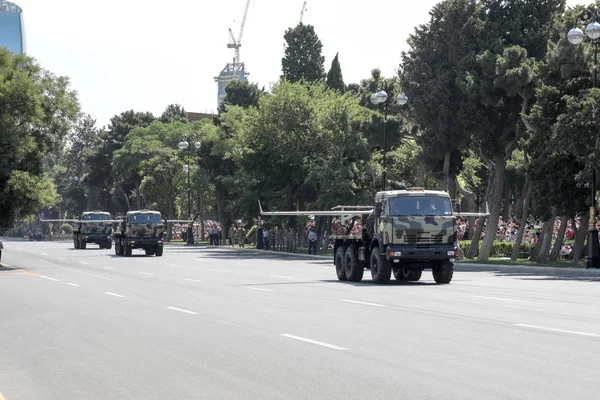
xmin=113 ymin=210 xmax=166 ymax=257
xmin=73 ymin=211 xmax=113 ymax=250
xmin=260 ymin=188 xmax=487 ymax=285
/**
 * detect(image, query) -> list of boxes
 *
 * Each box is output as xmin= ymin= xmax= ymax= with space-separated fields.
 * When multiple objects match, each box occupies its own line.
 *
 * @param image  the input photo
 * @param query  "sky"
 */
xmin=14 ymin=0 xmax=583 ymax=128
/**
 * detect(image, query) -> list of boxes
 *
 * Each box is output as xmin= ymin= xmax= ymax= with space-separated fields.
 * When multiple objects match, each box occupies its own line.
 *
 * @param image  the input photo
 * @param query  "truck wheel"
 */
xmin=394 ymin=268 xmax=422 ymax=282
xmin=145 ymin=249 xmax=155 ymax=256
xmin=335 ymin=246 xmax=348 ymax=281
xmin=80 ymin=239 xmax=86 ymax=250
xmin=106 ymin=240 xmax=112 ymax=250
xmin=433 ymin=261 xmax=454 ymax=284
xmin=124 ymin=243 xmax=132 ymax=257
xmin=344 ymin=246 xmax=363 ymax=282
xmin=155 ymin=246 xmax=163 ymax=257
xmin=114 ymin=239 xmax=120 ymax=255
xmin=370 ymin=247 xmax=391 ymax=284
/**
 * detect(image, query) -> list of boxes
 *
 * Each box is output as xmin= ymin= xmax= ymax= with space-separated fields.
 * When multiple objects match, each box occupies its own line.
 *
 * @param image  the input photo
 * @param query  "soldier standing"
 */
xmin=237 ymin=224 xmax=246 ymax=248
xmin=276 ymin=226 xmax=283 ymax=251
xmin=228 ymin=224 xmax=236 ymax=247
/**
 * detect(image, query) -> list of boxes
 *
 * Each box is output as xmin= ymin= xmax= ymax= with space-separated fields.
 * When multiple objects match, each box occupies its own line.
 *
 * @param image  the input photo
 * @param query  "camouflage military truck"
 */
xmin=113 ymin=210 xmax=165 ymax=257
xmin=260 ymin=188 xmax=486 ymax=285
xmin=74 ymin=211 xmax=113 ymax=250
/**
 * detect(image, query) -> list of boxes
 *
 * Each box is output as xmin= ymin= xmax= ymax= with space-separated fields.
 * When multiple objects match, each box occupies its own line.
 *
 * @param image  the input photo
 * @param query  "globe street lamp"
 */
xmin=178 ymin=139 xmax=202 ymax=245
xmin=370 ymin=86 xmax=409 ymax=191
xmin=568 ymin=7 xmax=600 ymax=269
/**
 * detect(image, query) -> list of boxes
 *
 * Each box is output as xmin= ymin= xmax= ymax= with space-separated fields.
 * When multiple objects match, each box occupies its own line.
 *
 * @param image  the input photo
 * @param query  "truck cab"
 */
xmin=74 ymin=211 xmax=113 ymax=250
xmin=370 ymin=188 xmax=457 ymax=283
xmin=113 ymin=210 xmax=165 ymax=257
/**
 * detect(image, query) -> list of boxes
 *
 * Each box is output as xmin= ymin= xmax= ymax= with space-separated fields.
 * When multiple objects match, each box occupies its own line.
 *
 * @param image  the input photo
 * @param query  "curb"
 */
xmin=215 ymin=246 xmax=331 ymax=260
xmin=456 ymin=262 xmax=600 ymax=277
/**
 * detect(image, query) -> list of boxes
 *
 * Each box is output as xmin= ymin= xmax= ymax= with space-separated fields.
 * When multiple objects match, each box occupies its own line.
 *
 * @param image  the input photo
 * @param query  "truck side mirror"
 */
xmin=374 ymin=203 xmax=382 ymax=219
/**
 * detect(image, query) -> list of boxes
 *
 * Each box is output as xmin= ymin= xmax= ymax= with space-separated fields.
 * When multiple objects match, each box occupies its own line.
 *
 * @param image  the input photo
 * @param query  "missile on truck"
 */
xmin=259 ymin=188 xmax=488 ymax=285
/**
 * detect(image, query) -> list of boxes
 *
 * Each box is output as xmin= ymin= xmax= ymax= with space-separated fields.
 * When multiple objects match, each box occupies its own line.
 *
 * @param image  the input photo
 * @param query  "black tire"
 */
xmin=80 ymin=239 xmax=86 ymax=250
xmin=106 ymin=240 xmax=112 ymax=250
xmin=344 ymin=246 xmax=364 ymax=282
xmin=155 ymin=246 xmax=163 ymax=257
xmin=335 ymin=246 xmax=348 ymax=281
xmin=394 ymin=268 xmax=422 ymax=282
xmin=433 ymin=261 xmax=454 ymax=284
xmin=74 ymin=235 xmax=79 ymax=249
xmin=145 ymin=249 xmax=155 ymax=256
xmin=114 ymin=239 xmax=120 ymax=255
xmin=370 ymin=247 xmax=391 ymax=284
xmin=124 ymin=243 xmax=132 ymax=257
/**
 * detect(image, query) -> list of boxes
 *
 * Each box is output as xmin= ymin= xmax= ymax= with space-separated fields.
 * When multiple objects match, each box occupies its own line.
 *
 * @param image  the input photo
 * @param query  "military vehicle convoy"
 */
xmin=113 ymin=210 xmax=166 ymax=257
xmin=73 ymin=211 xmax=113 ymax=250
xmin=260 ymin=188 xmax=487 ymax=285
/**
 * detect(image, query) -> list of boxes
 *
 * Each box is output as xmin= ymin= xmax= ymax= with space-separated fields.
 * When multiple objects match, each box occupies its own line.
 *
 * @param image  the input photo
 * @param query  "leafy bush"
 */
xmin=59 ymin=224 xmax=73 ymax=234
xmin=459 ymin=240 xmax=535 ymax=259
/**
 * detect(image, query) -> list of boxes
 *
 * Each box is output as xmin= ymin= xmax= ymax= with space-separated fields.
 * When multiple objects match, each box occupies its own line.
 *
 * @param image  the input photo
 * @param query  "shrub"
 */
xmin=459 ymin=240 xmax=535 ymax=259
xmin=60 ymin=224 xmax=73 ymax=234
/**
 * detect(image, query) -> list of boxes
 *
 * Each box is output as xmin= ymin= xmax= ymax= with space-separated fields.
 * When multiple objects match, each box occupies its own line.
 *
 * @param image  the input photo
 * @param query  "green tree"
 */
xmin=85 ymin=110 xmax=155 ymax=212
xmin=400 ymin=0 xmax=484 ymax=197
xmin=459 ymin=0 xmax=565 ymax=261
xmin=218 ymin=81 xmax=262 ymax=114
xmin=326 ymin=53 xmax=345 ymax=92
xmin=160 ymin=104 xmax=188 ymax=123
xmin=0 ymin=48 xmax=80 ymax=228
xmin=281 ymin=23 xmax=325 ymax=83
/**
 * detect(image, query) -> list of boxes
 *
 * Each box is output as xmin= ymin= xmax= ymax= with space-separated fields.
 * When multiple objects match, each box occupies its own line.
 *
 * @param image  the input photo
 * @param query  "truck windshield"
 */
xmin=130 ymin=214 xmax=161 ymax=224
xmin=83 ymin=214 xmax=110 ymax=220
xmin=389 ymin=196 xmax=452 ymax=216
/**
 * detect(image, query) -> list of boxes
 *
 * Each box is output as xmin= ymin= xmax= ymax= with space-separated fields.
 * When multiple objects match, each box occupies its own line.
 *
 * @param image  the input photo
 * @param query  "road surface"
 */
xmin=1 ymin=240 xmax=599 ymax=399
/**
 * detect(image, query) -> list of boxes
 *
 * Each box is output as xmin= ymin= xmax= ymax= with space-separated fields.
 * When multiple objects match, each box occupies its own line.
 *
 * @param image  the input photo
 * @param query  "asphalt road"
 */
xmin=1 ymin=239 xmax=600 ymax=400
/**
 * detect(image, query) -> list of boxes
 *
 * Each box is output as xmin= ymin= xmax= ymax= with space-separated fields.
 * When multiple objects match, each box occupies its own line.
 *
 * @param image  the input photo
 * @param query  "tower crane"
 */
xmin=300 ymin=1 xmax=307 ymax=24
xmin=227 ymin=0 xmax=251 ymax=66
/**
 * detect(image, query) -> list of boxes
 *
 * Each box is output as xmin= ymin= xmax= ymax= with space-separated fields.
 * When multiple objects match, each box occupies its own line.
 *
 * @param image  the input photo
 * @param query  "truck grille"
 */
xmin=401 ymin=233 xmax=443 ymax=244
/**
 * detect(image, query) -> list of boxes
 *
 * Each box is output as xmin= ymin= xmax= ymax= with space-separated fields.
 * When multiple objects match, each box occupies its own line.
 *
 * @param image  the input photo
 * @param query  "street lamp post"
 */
xmin=178 ymin=139 xmax=202 ymax=245
xmin=568 ymin=8 xmax=600 ymax=269
xmin=370 ymin=86 xmax=408 ymax=191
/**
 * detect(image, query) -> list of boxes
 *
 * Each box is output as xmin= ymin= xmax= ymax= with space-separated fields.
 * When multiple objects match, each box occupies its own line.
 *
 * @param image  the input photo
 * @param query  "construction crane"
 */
xmin=300 ymin=1 xmax=307 ymax=24
xmin=227 ymin=0 xmax=251 ymax=66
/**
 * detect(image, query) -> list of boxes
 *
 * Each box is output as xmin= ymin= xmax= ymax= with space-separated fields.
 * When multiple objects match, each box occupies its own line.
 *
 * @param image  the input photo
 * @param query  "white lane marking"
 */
xmin=183 ymin=278 xmax=203 ymax=283
xmin=80 ymin=261 xmax=88 ymax=265
xmin=236 ymin=263 xmax=251 ymax=267
xmin=340 ymin=299 xmax=387 ymax=308
xmin=137 ymin=260 xmax=148 ymax=263
xmin=515 ymin=324 xmax=600 ymax=338
xmin=280 ymin=334 xmax=348 ymax=351
xmin=171 ymin=264 xmax=187 ymax=268
xmin=41 ymin=260 xmax=111 ymax=281
xmin=104 ymin=267 xmax=116 ymax=270
xmin=105 ymin=292 xmax=125 ymax=298
xmin=139 ymin=272 xmax=154 ymax=276
xmin=67 ymin=283 xmax=80 ymax=287
xmin=247 ymin=287 xmax=273 ymax=292
xmin=472 ymin=296 xmax=530 ymax=303
xmin=59 ymin=257 xmax=67 ymax=260
xmin=39 ymin=275 xmax=60 ymax=282
xmin=458 ymin=282 xmax=492 ymax=287
xmin=41 ymin=253 xmax=48 ymax=256
xmin=167 ymin=306 xmax=198 ymax=315
xmin=212 ymin=269 xmax=232 ymax=273
xmin=269 ymin=275 xmax=295 ymax=280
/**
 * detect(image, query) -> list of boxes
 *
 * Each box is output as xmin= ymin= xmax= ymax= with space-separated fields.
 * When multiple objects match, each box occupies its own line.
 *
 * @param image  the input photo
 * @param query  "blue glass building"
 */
xmin=0 ymin=0 xmax=25 ymax=54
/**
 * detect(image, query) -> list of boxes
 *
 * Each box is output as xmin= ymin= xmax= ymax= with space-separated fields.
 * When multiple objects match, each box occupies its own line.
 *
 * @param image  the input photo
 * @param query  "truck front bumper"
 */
xmin=385 ymin=245 xmax=458 ymax=262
